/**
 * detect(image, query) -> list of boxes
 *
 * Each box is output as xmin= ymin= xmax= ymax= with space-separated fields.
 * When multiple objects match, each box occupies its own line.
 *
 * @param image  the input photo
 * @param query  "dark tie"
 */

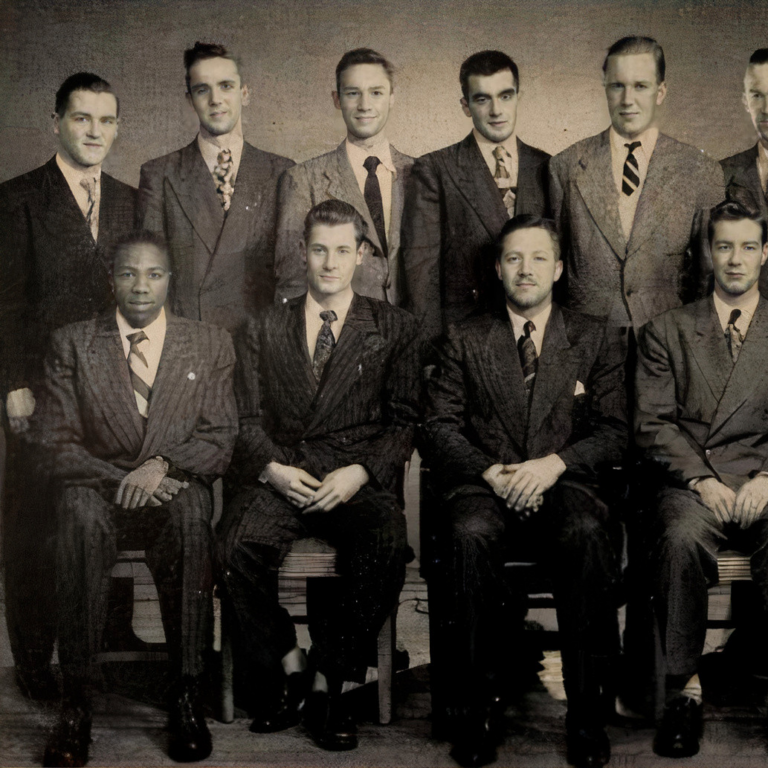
xmin=126 ymin=330 xmax=152 ymax=417
xmin=493 ymin=146 xmax=517 ymax=217
xmin=363 ymin=155 xmax=388 ymax=256
xmin=725 ymin=309 xmax=744 ymax=364
xmin=213 ymin=149 xmax=235 ymax=211
xmin=312 ymin=310 xmax=337 ymax=381
xmin=622 ymin=141 xmax=642 ymax=196
xmin=518 ymin=320 xmax=537 ymax=395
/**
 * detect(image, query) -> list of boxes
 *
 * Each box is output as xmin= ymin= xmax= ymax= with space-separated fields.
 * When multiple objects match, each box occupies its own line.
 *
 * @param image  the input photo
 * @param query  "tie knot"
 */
xmin=728 ymin=309 xmax=742 ymax=328
xmin=625 ymin=141 xmax=642 ymax=155
xmin=523 ymin=320 xmax=535 ymax=337
xmin=363 ymin=155 xmax=381 ymax=175
xmin=127 ymin=330 xmax=148 ymax=346
xmin=493 ymin=146 xmax=507 ymax=161
xmin=217 ymin=148 xmax=232 ymax=165
xmin=320 ymin=310 xmax=337 ymax=324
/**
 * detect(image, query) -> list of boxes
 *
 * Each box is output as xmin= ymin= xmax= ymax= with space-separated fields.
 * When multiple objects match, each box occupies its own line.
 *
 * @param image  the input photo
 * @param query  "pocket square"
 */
xmin=574 ymin=380 xmax=586 ymax=396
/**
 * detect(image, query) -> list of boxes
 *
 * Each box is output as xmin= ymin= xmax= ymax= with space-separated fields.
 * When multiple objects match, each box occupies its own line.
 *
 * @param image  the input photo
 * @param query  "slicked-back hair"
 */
xmin=184 ymin=41 xmax=242 ymax=94
xmin=335 ymin=48 xmax=395 ymax=94
xmin=460 ymin=50 xmax=519 ymax=99
xmin=303 ymin=200 xmax=368 ymax=248
xmin=55 ymin=72 xmax=119 ymax=118
xmin=110 ymin=230 xmax=171 ymax=274
xmin=749 ymin=48 xmax=768 ymax=67
xmin=602 ymin=36 xmax=666 ymax=84
xmin=496 ymin=214 xmax=561 ymax=261
xmin=708 ymin=200 xmax=768 ymax=246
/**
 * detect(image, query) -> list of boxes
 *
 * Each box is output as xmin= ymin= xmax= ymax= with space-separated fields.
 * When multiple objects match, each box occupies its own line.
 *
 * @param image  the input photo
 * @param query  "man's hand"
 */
xmin=115 ymin=457 xmax=169 ymax=509
xmin=694 ymin=477 xmax=736 ymax=525
xmin=6 ymin=388 xmax=35 ymax=434
xmin=304 ymin=464 xmax=369 ymax=513
xmin=264 ymin=462 xmax=322 ymax=508
xmin=503 ymin=455 xmax=567 ymax=514
xmin=732 ymin=475 xmax=768 ymax=528
xmin=152 ymin=476 xmax=190 ymax=505
xmin=482 ymin=464 xmax=508 ymax=498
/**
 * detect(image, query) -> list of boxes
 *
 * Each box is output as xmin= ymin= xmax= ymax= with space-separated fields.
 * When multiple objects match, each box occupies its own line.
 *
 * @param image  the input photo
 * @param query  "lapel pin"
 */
xmin=188 ymin=372 xmax=196 ymax=380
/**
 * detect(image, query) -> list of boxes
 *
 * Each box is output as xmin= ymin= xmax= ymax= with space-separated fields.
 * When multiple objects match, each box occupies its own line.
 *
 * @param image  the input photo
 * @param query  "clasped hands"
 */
xmin=6 ymin=387 xmax=35 ymax=434
xmin=482 ymin=454 xmax=567 ymax=518
xmin=264 ymin=462 xmax=369 ymax=512
xmin=114 ymin=457 xmax=189 ymax=509
xmin=694 ymin=475 xmax=768 ymax=528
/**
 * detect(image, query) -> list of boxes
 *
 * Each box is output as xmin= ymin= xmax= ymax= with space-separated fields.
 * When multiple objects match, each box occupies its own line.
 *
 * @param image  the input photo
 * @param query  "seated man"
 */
xmin=635 ymin=200 xmax=768 ymax=758
xmin=422 ymin=215 xmax=627 ymax=768
xmin=36 ymin=231 xmax=238 ymax=767
xmin=219 ymin=200 xmax=420 ymax=751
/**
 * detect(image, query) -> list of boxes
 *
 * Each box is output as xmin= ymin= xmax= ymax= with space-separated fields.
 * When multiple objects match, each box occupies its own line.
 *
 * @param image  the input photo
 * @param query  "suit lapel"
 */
xmin=688 ymin=297 xmax=733 ymax=404
xmin=388 ymin=146 xmax=408 ymax=255
xmin=732 ymin=146 xmax=768 ymax=218
xmin=573 ymin=130 xmax=627 ymax=260
xmin=42 ymin=158 xmax=98 ymax=247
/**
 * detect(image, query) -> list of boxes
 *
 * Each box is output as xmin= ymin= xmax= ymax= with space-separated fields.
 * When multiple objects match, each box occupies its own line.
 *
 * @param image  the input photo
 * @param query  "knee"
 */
xmin=57 ymin=485 xmax=108 ymax=535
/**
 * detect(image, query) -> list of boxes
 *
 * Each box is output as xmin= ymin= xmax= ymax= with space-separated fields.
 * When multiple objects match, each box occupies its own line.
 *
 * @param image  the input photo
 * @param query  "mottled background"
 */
xmin=0 ymin=0 xmax=764 ymax=188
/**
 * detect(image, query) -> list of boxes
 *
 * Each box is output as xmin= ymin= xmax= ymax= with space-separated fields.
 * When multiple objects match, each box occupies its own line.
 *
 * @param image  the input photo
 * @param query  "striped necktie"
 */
xmin=622 ymin=141 xmax=642 ymax=196
xmin=518 ymin=320 xmax=537 ymax=397
xmin=127 ymin=331 xmax=152 ymax=418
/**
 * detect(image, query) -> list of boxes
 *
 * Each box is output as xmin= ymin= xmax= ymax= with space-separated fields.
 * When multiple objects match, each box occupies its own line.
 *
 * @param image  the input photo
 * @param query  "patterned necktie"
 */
xmin=312 ymin=310 xmax=337 ymax=381
xmin=79 ymin=176 xmax=98 ymax=240
xmin=363 ymin=155 xmax=388 ymax=256
xmin=493 ymin=146 xmax=517 ymax=217
xmin=213 ymin=149 xmax=235 ymax=211
xmin=725 ymin=308 xmax=744 ymax=364
xmin=127 ymin=331 xmax=152 ymax=418
xmin=518 ymin=320 xmax=537 ymax=396
xmin=622 ymin=142 xmax=642 ymax=196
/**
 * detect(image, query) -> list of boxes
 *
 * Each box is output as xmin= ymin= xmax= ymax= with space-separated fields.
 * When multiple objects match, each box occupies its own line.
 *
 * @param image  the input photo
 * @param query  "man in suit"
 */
xmin=549 ymin=36 xmax=724 ymax=337
xmin=219 ymin=200 xmax=420 ymax=751
xmin=401 ymin=50 xmax=551 ymax=340
xmin=37 ymin=230 xmax=237 ymax=767
xmin=274 ymin=48 xmax=413 ymax=305
xmin=0 ymin=72 xmax=137 ymax=700
xmin=635 ymin=200 xmax=768 ymax=758
xmin=722 ymin=49 xmax=768 ymax=295
xmin=423 ymin=215 xmax=627 ymax=768
xmin=139 ymin=42 xmax=294 ymax=334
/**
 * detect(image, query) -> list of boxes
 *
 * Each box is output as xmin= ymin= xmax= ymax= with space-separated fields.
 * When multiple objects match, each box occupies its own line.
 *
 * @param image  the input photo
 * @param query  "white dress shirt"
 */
xmin=506 ymin=302 xmax=552 ymax=356
xmin=198 ymin=132 xmax=244 ymax=186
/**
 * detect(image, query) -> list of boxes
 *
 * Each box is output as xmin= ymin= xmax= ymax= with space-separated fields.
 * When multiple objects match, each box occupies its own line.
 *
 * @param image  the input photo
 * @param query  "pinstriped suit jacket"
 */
xmin=232 ymin=293 xmax=421 ymax=496
xmin=36 ymin=310 xmax=238 ymax=494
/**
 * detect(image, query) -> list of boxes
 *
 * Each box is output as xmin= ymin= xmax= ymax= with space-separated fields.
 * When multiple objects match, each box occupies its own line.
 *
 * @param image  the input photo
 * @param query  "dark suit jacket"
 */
xmin=401 ymin=133 xmax=550 ymax=340
xmin=233 ymin=293 xmax=421 ymax=496
xmin=636 ymin=295 xmax=768 ymax=488
xmin=549 ymin=130 xmax=725 ymax=330
xmin=0 ymin=157 xmax=137 ymax=395
xmin=138 ymin=140 xmax=294 ymax=334
xmin=274 ymin=141 xmax=414 ymax=305
xmin=422 ymin=303 xmax=627 ymax=488
xmin=36 ymin=311 xmax=238 ymax=493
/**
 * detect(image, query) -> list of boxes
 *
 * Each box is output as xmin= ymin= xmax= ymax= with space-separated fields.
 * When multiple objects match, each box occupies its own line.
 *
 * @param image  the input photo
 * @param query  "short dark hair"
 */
xmin=55 ymin=72 xmax=119 ymax=118
xmin=495 ymin=214 xmax=561 ymax=260
xmin=708 ymin=200 xmax=768 ymax=246
xmin=110 ymin=230 xmax=171 ymax=273
xmin=602 ymin=36 xmax=665 ymax=84
xmin=749 ymin=49 xmax=768 ymax=67
xmin=184 ymin=42 xmax=242 ymax=94
xmin=460 ymin=50 xmax=519 ymax=100
xmin=303 ymin=200 xmax=367 ymax=248
xmin=335 ymin=48 xmax=395 ymax=94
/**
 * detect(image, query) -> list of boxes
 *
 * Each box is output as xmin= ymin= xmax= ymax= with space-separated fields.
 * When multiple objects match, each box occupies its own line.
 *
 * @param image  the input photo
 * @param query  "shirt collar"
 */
xmin=713 ymin=291 xmax=760 ymax=332
xmin=609 ymin=125 xmax=659 ymax=158
xmin=345 ymin=137 xmax=395 ymax=175
xmin=116 ymin=305 xmax=167 ymax=345
xmin=473 ymin=128 xmax=518 ymax=162
xmin=305 ymin=290 xmax=354 ymax=328
xmin=56 ymin=152 xmax=100 ymax=188
xmin=505 ymin=301 xmax=552 ymax=336
xmin=197 ymin=132 xmax=244 ymax=170
xmin=757 ymin=141 xmax=768 ymax=169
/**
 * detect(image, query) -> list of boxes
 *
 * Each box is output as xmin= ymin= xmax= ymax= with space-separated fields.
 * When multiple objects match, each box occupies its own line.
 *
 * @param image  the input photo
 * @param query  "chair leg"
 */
xmin=215 ymin=593 xmax=235 ymax=724
xmin=377 ymin=607 xmax=397 ymax=724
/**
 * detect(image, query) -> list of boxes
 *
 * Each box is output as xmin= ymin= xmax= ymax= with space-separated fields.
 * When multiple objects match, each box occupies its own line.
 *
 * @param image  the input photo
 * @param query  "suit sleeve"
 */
xmin=401 ymin=156 xmax=444 ymax=341
xmin=138 ymin=161 xmax=165 ymax=234
xmin=274 ymin=166 xmax=310 ymax=304
xmin=634 ymin=317 xmax=715 ymax=484
xmin=547 ymin=156 xmax=572 ymax=304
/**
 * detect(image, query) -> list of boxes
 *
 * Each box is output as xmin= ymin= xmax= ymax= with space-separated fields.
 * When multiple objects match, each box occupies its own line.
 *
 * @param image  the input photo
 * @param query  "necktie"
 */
xmin=493 ymin=146 xmax=517 ymax=217
xmin=622 ymin=142 xmax=642 ymax=196
xmin=127 ymin=331 xmax=152 ymax=418
xmin=518 ymin=320 xmax=537 ymax=395
xmin=725 ymin=308 xmax=744 ymax=364
xmin=363 ymin=156 xmax=387 ymax=256
xmin=79 ymin=177 xmax=98 ymax=240
xmin=213 ymin=149 xmax=235 ymax=211
xmin=312 ymin=310 xmax=337 ymax=381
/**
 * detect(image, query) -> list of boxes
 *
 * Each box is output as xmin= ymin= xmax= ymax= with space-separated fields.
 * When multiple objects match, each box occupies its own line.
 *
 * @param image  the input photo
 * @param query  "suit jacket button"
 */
xmin=626 ymin=288 xmax=634 ymax=296
xmin=472 ymin=289 xmax=479 ymax=299
xmin=705 ymin=449 xmax=711 ymax=456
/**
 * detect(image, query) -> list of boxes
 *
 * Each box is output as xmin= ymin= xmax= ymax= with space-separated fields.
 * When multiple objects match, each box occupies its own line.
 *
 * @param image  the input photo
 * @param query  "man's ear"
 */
xmin=495 ymin=259 xmax=502 ymax=281
xmin=53 ymin=113 xmax=60 ymax=136
xmin=553 ymin=259 xmax=564 ymax=283
xmin=761 ymin=242 xmax=768 ymax=267
xmin=460 ymin=97 xmax=471 ymax=118
xmin=356 ymin=243 xmax=364 ymax=266
xmin=655 ymin=80 xmax=668 ymax=106
xmin=300 ymin=240 xmax=308 ymax=266
xmin=241 ymin=84 xmax=251 ymax=107
xmin=332 ymin=90 xmax=341 ymax=110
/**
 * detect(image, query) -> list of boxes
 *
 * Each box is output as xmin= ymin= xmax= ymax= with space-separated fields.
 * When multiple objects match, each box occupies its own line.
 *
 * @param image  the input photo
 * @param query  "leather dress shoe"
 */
xmin=168 ymin=677 xmax=212 ymax=762
xmin=250 ymin=669 xmax=310 ymax=733
xmin=653 ymin=695 xmax=702 ymax=758
xmin=565 ymin=719 xmax=610 ymax=768
xmin=449 ymin=707 xmax=499 ymax=768
xmin=43 ymin=704 xmax=92 ymax=767
xmin=16 ymin=664 xmax=60 ymax=701
xmin=303 ymin=689 xmax=358 ymax=751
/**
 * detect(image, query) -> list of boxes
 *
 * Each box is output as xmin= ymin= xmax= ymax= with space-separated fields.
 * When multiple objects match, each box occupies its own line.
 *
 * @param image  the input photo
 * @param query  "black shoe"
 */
xmin=566 ymin=719 xmax=610 ymax=768
xmin=168 ymin=676 xmax=212 ymax=763
xmin=653 ymin=695 xmax=702 ymax=758
xmin=43 ymin=704 xmax=92 ymax=767
xmin=16 ymin=664 xmax=60 ymax=701
xmin=449 ymin=707 xmax=498 ymax=768
xmin=250 ymin=668 xmax=310 ymax=733
xmin=303 ymin=689 xmax=358 ymax=751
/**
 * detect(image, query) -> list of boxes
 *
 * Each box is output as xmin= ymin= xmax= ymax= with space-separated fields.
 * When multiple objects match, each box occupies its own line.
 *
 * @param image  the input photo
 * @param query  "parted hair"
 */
xmin=602 ymin=36 xmax=665 ymax=83
xmin=184 ymin=42 xmax=242 ymax=94
xmin=749 ymin=49 xmax=768 ymax=66
xmin=335 ymin=48 xmax=395 ymax=93
xmin=708 ymin=200 xmax=768 ymax=246
xmin=55 ymin=72 xmax=118 ymax=118
xmin=495 ymin=214 xmax=561 ymax=260
xmin=460 ymin=50 xmax=519 ymax=99
xmin=109 ymin=230 xmax=171 ymax=272
xmin=303 ymin=200 xmax=368 ymax=248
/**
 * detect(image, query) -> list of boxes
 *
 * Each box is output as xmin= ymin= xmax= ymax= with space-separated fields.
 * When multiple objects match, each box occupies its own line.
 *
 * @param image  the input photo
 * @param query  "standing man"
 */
xmin=635 ymin=201 xmax=768 ymax=758
xmin=401 ymin=50 xmax=551 ymax=340
xmin=139 ymin=42 xmax=294 ymax=334
xmin=274 ymin=48 xmax=414 ymax=305
xmin=549 ymin=36 xmax=724 ymax=336
xmin=0 ymin=72 xmax=137 ymax=699
xmin=39 ymin=231 xmax=237 ymax=767
xmin=722 ymin=49 xmax=768 ymax=294
xmin=220 ymin=200 xmax=420 ymax=751
xmin=423 ymin=215 xmax=627 ymax=768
